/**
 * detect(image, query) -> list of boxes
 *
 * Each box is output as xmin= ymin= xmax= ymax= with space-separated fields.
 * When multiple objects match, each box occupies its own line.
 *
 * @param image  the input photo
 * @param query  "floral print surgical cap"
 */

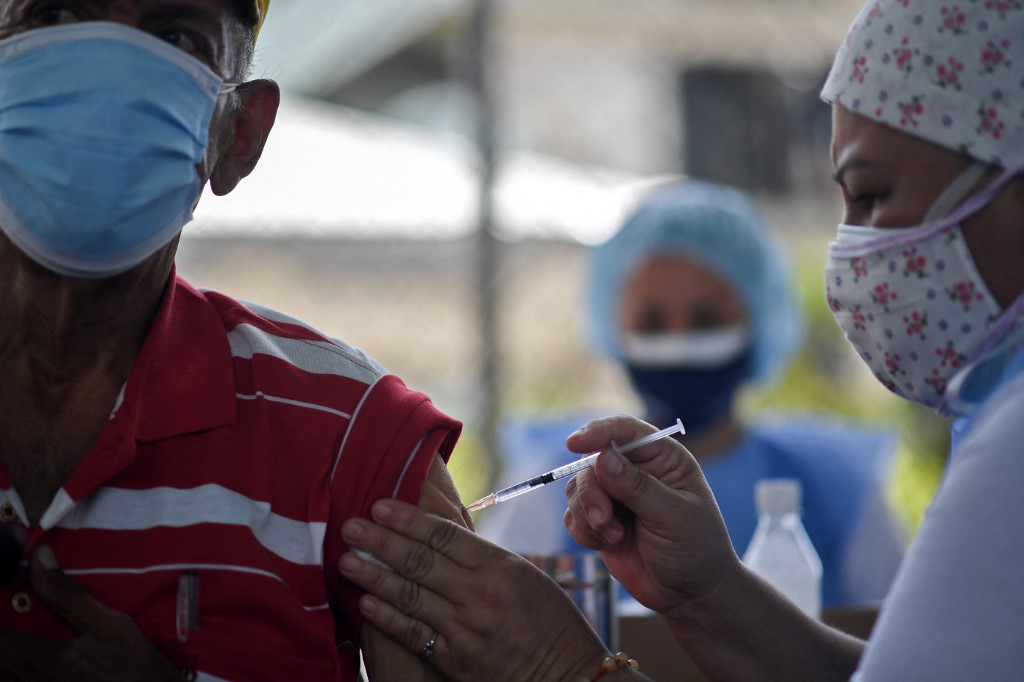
xmin=821 ymin=0 xmax=1024 ymax=168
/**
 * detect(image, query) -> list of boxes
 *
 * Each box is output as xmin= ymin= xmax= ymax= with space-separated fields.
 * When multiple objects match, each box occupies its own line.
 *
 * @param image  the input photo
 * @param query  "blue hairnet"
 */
xmin=586 ymin=179 xmax=805 ymax=384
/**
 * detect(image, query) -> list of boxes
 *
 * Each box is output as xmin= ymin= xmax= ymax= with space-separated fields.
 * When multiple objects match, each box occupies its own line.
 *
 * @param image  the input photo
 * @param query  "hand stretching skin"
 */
xmin=0 ymin=548 xmax=184 ymax=682
xmin=564 ymin=415 xmax=863 ymax=681
xmin=339 ymin=499 xmax=651 ymax=682
xmin=359 ymin=453 xmax=463 ymax=682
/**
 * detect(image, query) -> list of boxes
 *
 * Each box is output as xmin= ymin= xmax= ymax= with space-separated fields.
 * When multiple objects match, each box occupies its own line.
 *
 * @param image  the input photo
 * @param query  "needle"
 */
xmin=466 ymin=419 xmax=685 ymax=512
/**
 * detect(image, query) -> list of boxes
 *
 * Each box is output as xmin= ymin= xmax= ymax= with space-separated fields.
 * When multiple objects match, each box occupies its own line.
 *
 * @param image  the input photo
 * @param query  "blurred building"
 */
xmin=185 ymin=2 xmax=891 ymax=495
xmin=253 ymin=0 xmax=863 ymax=193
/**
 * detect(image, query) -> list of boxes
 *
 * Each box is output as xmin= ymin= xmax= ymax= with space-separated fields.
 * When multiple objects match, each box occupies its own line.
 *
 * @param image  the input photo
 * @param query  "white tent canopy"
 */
xmin=252 ymin=0 xmax=467 ymax=96
xmin=190 ymin=94 xmax=667 ymax=244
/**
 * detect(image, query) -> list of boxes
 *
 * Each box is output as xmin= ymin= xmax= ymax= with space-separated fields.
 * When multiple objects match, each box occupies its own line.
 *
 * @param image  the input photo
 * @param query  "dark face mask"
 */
xmin=625 ymin=351 xmax=752 ymax=436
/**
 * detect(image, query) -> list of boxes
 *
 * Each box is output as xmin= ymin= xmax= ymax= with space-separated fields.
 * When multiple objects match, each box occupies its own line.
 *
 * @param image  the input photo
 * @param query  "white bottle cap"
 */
xmin=755 ymin=478 xmax=801 ymax=516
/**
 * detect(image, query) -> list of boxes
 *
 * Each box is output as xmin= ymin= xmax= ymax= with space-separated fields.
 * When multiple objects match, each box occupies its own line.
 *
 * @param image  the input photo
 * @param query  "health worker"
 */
xmin=337 ymin=2 xmax=1024 ymax=680
xmin=587 ymin=179 xmax=905 ymax=609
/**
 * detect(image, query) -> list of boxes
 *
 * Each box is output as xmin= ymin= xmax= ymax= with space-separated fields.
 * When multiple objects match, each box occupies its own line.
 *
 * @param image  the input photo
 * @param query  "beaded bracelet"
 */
xmin=584 ymin=652 xmax=640 ymax=681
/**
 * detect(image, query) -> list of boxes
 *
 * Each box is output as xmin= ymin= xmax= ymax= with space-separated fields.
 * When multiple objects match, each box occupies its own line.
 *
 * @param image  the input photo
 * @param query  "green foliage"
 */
xmin=446 ymin=428 xmax=491 ymax=509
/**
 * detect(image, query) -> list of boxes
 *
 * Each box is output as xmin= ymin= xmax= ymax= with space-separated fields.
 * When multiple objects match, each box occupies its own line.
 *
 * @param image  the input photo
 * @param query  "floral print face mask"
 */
xmin=825 ymin=163 xmax=1024 ymax=412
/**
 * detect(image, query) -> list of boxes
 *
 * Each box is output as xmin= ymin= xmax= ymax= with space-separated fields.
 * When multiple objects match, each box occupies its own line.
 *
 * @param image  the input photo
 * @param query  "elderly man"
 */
xmin=0 ymin=1 xmax=468 ymax=680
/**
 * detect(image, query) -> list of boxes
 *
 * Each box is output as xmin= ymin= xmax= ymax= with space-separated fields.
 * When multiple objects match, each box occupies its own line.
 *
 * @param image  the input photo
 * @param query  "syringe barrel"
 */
xmin=545 ymin=453 xmax=600 ymax=482
xmin=493 ymin=476 xmax=545 ymax=503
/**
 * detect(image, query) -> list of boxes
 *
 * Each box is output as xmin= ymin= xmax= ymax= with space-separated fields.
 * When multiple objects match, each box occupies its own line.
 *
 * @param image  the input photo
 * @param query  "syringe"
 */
xmin=466 ymin=419 xmax=685 ymax=512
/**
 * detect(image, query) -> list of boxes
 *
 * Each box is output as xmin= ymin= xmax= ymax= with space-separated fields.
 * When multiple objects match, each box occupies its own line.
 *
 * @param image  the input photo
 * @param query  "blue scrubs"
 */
xmin=477 ymin=412 xmax=904 ymax=608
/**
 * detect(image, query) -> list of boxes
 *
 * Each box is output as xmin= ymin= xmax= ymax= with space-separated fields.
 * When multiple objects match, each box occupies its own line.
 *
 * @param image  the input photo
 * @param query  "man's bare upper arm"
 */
xmin=360 ymin=451 xmax=472 ymax=680
xmin=418 ymin=452 xmax=474 ymax=531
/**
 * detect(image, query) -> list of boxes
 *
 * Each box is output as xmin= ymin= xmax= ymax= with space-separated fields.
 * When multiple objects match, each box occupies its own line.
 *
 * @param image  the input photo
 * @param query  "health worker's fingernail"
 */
xmin=587 ymin=506 xmax=606 ymax=528
xmin=342 ymin=519 xmax=366 ymax=542
xmin=360 ymin=595 xmax=379 ymax=616
xmin=371 ymin=500 xmax=395 ymax=522
xmin=602 ymin=451 xmax=624 ymax=478
xmin=602 ymin=522 xmax=624 ymax=545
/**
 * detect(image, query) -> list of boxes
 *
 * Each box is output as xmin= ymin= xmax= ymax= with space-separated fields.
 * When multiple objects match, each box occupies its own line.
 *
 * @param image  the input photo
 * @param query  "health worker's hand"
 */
xmin=0 ymin=547 xmax=184 ymax=681
xmin=564 ymin=415 xmax=740 ymax=619
xmin=339 ymin=499 xmax=647 ymax=682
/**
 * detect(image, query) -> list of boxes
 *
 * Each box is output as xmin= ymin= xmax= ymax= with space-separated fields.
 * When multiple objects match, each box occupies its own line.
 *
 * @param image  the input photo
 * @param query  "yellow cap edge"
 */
xmin=253 ymin=0 xmax=270 ymax=42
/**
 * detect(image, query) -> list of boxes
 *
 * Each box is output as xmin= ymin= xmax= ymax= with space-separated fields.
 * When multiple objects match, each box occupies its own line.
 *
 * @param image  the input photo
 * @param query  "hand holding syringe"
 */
xmin=466 ymin=419 xmax=685 ymax=512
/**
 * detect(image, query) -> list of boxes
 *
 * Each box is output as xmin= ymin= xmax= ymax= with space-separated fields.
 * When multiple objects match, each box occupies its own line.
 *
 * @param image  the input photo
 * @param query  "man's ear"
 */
xmin=210 ymin=79 xmax=281 ymax=196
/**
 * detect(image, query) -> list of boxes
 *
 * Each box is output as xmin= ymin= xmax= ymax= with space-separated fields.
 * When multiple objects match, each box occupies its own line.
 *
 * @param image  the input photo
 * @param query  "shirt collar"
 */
xmin=123 ymin=265 xmax=236 ymax=442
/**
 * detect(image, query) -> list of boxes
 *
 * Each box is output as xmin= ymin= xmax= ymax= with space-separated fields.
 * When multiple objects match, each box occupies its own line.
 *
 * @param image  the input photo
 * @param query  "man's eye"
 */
xmin=36 ymin=8 xmax=79 ymax=25
xmin=160 ymin=29 xmax=201 ymax=55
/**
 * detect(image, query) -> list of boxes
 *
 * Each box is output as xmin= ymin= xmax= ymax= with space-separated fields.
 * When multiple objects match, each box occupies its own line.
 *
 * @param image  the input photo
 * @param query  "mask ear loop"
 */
xmin=939 ymin=292 xmax=1024 ymax=417
xmin=934 ymin=163 xmax=1024 ymax=416
xmin=923 ymin=162 xmax=989 ymax=223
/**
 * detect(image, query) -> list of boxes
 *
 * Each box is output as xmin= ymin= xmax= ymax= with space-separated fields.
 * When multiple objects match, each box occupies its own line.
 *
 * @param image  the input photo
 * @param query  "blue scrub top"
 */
xmin=700 ymin=418 xmax=897 ymax=606
xmin=477 ymin=412 xmax=903 ymax=608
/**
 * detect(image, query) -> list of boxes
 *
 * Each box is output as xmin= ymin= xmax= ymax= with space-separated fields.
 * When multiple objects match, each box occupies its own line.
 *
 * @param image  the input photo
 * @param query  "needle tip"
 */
xmin=466 ymin=494 xmax=495 ymax=512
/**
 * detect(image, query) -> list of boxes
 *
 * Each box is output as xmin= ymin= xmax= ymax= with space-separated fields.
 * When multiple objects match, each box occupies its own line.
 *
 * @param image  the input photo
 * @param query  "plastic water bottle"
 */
xmin=742 ymin=478 xmax=822 ymax=618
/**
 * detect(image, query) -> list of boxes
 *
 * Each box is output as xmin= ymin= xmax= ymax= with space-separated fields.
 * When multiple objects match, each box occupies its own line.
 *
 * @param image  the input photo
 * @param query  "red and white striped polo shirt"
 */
xmin=0 ymin=272 xmax=462 ymax=681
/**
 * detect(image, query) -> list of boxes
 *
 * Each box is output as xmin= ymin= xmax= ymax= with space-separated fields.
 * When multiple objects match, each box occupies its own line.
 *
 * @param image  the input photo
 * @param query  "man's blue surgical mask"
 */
xmin=0 ymin=22 xmax=238 ymax=278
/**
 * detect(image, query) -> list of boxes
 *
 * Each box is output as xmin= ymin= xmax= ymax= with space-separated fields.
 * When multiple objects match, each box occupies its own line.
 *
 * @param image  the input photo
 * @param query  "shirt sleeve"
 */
xmin=853 ymin=373 xmax=1024 ymax=680
xmin=322 ymin=373 xmax=462 ymax=652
